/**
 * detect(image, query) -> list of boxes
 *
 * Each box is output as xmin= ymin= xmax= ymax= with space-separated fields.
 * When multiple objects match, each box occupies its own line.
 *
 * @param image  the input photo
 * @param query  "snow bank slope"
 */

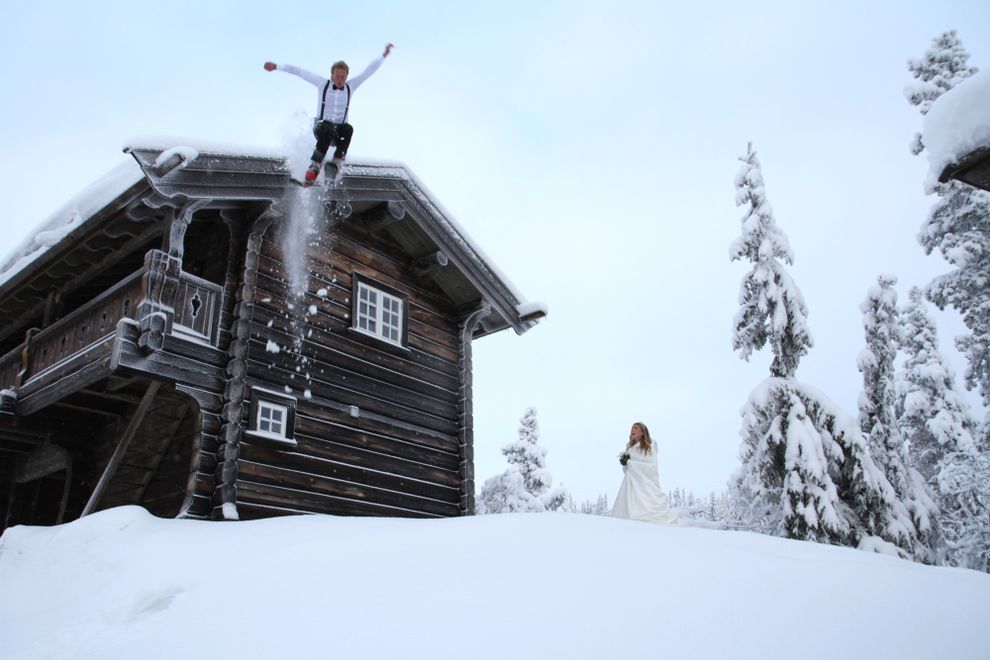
xmin=1 ymin=507 xmax=988 ymax=660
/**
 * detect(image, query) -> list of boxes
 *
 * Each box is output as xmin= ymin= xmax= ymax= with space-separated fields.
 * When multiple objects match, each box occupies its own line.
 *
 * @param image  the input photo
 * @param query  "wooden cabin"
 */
xmin=0 ymin=142 xmax=544 ymax=531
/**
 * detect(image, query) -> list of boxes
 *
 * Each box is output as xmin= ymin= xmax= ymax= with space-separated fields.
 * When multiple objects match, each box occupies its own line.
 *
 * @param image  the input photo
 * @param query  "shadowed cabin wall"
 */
xmin=233 ymin=210 xmax=467 ymax=519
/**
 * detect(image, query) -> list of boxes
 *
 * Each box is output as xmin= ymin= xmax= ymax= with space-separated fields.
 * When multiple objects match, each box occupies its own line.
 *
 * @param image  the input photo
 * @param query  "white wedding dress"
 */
xmin=610 ymin=444 xmax=678 ymax=524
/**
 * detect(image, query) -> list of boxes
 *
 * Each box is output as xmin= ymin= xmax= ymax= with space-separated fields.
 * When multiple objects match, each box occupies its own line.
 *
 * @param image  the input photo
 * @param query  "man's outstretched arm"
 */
xmin=264 ymin=61 xmax=324 ymax=87
xmin=348 ymin=43 xmax=394 ymax=91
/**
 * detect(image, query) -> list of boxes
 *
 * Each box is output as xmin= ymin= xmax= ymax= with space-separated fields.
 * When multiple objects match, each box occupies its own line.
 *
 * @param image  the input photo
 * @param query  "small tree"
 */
xmin=578 ymin=494 xmax=610 ymax=516
xmin=858 ymin=276 xmax=940 ymax=563
xmin=477 ymin=408 xmax=572 ymax=514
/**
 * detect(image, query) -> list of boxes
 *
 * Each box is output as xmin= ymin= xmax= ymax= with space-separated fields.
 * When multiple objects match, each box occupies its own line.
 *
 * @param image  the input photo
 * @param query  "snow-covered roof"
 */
xmin=0 ymin=137 xmax=545 ymax=338
xmin=0 ymin=160 xmax=144 ymax=288
xmin=923 ymin=69 xmax=990 ymax=191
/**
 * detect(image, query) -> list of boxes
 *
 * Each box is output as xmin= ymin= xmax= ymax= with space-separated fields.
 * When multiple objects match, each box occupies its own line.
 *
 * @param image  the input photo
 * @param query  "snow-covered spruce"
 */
xmin=899 ymin=286 xmax=990 ymax=570
xmin=729 ymin=142 xmax=812 ymax=379
xmin=730 ymin=145 xmax=842 ymax=546
xmin=728 ymin=147 xmax=926 ymax=560
xmin=858 ymin=275 xmax=940 ymax=563
xmin=907 ymin=31 xmax=990 ymax=435
xmin=905 ymin=30 xmax=980 ymax=155
xmin=477 ymin=407 xmax=573 ymax=514
xmin=898 ymin=286 xmax=980 ymax=480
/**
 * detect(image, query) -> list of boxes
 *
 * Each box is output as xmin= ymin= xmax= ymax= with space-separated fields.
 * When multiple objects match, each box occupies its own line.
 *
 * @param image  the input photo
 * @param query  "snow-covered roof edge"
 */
xmin=0 ymin=136 xmax=546 ymax=335
xmin=0 ymin=160 xmax=145 ymax=289
xmin=356 ymin=160 xmax=548 ymax=333
xmin=923 ymin=70 xmax=990 ymax=191
xmin=126 ymin=136 xmax=547 ymax=334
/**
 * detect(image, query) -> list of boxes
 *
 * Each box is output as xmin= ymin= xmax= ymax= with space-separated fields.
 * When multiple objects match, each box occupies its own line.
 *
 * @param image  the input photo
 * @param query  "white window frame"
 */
xmin=255 ymin=400 xmax=289 ymax=440
xmin=354 ymin=281 xmax=405 ymax=347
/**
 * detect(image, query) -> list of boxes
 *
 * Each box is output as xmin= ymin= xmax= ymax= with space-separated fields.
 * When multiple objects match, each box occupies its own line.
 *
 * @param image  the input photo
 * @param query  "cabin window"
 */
xmin=257 ymin=401 xmax=288 ymax=437
xmin=353 ymin=279 xmax=406 ymax=347
xmin=246 ymin=389 xmax=297 ymax=447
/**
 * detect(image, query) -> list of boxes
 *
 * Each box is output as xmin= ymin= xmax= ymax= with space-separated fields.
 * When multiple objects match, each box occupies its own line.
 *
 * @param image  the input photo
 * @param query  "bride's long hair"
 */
xmin=628 ymin=422 xmax=653 ymax=455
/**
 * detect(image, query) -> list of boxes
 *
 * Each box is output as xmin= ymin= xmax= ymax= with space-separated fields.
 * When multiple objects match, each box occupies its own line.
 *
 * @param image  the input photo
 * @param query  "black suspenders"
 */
xmin=319 ymin=81 xmax=351 ymax=123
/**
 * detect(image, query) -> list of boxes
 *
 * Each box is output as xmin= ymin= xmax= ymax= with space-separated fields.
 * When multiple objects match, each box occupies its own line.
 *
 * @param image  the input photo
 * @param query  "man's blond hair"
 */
xmin=331 ymin=60 xmax=349 ymax=75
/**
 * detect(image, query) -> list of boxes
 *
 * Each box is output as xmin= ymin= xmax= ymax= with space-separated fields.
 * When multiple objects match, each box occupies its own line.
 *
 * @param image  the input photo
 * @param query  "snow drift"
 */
xmin=0 ymin=507 xmax=988 ymax=659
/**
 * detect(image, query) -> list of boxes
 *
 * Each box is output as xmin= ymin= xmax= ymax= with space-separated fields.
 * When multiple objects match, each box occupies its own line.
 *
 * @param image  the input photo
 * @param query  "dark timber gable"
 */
xmin=0 ymin=143 xmax=542 ymax=532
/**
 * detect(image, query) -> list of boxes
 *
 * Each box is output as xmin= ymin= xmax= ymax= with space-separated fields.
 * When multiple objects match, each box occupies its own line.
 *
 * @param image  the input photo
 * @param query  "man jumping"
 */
xmin=265 ymin=43 xmax=393 ymax=186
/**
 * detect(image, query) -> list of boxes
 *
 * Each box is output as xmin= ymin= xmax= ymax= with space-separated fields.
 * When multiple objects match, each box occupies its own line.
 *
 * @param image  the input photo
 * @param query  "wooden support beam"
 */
xmin=81 ymin=379 xmax=162 ymax=516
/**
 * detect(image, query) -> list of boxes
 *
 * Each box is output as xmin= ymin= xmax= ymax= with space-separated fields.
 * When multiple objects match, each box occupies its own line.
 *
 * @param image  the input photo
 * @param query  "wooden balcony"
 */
xmin=0 ymin=249 xmax=224 ymax=416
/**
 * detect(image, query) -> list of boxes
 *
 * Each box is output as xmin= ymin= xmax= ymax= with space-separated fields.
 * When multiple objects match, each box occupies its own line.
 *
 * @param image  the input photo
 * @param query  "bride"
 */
xmin=610 ymin=422 xmax=678 ymax=524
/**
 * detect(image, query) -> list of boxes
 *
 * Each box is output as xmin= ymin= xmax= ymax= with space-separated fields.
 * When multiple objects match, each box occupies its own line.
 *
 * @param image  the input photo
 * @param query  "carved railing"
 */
xmin=135 ymin=250 xmax=222 ymax=351
xmin=0 ymin=249 xmax=224 ymax=393
xmin=27 ymin=270 xmax=144 ymax=378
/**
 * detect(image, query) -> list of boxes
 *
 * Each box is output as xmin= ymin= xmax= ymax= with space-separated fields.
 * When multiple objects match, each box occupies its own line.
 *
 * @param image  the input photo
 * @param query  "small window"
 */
xmin=354 ymin=279 xmax=405 ymax=347
xmin=257 ymin=401 xmax=288 ymax=438
xmin=246 ymin=389 xmax=297 ymax=447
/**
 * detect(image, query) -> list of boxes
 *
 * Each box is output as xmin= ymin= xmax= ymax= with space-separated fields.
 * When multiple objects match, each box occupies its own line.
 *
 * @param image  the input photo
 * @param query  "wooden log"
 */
xmin=243 ymin=361 xmax=459 ymax=437
xmin=235 ymin=478 xmax=451 ymax=518
xmin=17 ymin=347 xmax=115 ymax=417
xmin=252 ymin=263 xmax=461 ymax=352
xmin=292 ymin=408 xmax=459 ymax=462
xmin=240 ymin=431 xmax=459 ymax=491
xmin=250 ymin=294 xmax=461 ymax=377
xmin=250 ymin=306 xmax=460 ymax=389
xmin=245 ymin=335 xmax=458 ymax=418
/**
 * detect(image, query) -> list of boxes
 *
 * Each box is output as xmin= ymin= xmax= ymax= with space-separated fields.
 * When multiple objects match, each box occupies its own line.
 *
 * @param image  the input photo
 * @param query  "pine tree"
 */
xmin=904 ymin=30 xmax=979 ymax=155
xmin=730 ymin=143 xmax=812 ymax=379
xmin=578 ymin=494 xmax=610 ymax=516
xmin=899 ymin=286 xmax=990 ymax=570
xmin=729 ymin=144 xmax=854 ymax=546
xmin=728 ymin=147 xmax=934 ymax=560
xmin=906 ymin=31 xmax=990 ymax=439
xmin=858 ymin=276 xmax=940 ymax=563
xmin=936 ymin=450 xmax=990 ymax=571
xmin=476 ymin=469 xmax=539 ymax=515
xmin=898 ymin=287 xmax=979 ymax=479
xmin=476 ymin=407 xmax=572 ymax=514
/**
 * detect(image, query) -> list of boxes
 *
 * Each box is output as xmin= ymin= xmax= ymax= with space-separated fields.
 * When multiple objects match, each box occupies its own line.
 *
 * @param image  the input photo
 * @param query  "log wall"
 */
xmin=234 ymin=216 xmax=466 ymax=519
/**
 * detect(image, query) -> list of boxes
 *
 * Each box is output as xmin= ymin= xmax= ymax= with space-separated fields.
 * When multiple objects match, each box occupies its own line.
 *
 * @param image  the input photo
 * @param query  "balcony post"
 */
xmin=137 ymin=249 xmax=182 ymax=353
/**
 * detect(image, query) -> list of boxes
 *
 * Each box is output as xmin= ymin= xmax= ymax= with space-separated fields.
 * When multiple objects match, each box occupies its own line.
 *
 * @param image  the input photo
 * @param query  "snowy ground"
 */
xmin=1 ymin=508 xmax=988 ymax=660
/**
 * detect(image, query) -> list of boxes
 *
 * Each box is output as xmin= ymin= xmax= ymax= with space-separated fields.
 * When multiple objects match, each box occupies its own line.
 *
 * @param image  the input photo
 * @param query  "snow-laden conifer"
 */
xmin=898 ymin=287 xmax=979 ymax=478
xmin=906 ymin=31 xmax=990 ymax=438
xmin=858 ymin=276 xmax=940 ymax=563
xmin=477 ymin=408 xmax=572 ymax=514
xmin=729 ymin=144 xmax=885 ymax=549
xmin=936 ymin=450 xmax=990 ymax=571
xmin=730 ymin=143 xmax=812 ymax=379
xmin=905 ymin=30 xmax=979 ymax=154
xmin=898 ymin=287 xmax=990 ymax=570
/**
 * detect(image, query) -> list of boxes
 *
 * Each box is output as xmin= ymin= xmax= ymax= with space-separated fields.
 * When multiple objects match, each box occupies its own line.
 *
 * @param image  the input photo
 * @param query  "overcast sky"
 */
xmin=1 ymin=1 xmax=988 ymax=505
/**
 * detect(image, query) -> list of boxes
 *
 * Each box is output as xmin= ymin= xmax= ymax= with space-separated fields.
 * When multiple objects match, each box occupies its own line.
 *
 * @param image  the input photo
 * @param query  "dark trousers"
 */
xmin=312 ymin=121 xmax=353 ymax=163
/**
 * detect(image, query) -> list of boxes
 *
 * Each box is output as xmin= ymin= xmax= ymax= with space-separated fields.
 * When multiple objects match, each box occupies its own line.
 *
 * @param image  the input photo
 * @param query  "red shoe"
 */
xmin=303 ymin=164 xmax=320 ymax=187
